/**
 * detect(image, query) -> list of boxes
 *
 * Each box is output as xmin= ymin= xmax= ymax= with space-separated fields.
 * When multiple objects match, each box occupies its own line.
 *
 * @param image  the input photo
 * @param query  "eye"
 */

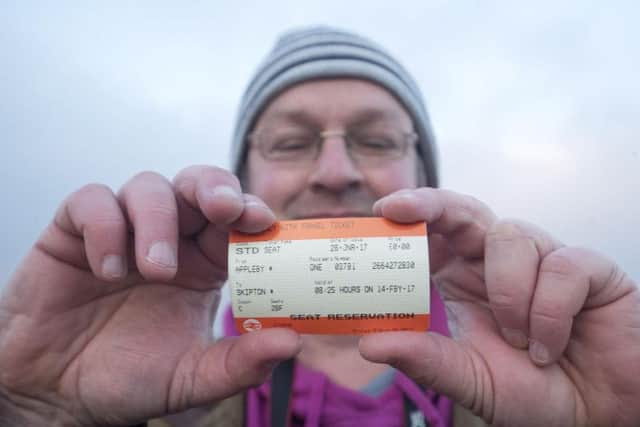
xmin=271 ymin=135 xmax=315 ymax=151
xmin=357 ymin=137 xmax=395 ymax=149
xmin=352 ymin=133 xmax=398 ymax=153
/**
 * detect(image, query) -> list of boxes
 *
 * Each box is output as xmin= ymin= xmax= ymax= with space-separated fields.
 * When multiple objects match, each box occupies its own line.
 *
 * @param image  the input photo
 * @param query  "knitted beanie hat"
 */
xmin=230 ymin=26 xmax=439 ymax=187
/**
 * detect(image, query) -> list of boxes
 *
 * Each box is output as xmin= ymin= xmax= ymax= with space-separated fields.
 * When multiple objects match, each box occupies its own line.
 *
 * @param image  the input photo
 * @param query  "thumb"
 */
xmin=189 ymin=328 xmax=302 ymax=407
xmin=359 ymin=332 xmax=488 ymax=417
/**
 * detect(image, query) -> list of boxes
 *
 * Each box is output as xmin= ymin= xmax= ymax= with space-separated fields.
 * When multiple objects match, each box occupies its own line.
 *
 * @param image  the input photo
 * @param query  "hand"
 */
xmin=0 ymin=166 xmax=301 ymax=426
xmin=360 ymin=188 xmax=640 ymax=427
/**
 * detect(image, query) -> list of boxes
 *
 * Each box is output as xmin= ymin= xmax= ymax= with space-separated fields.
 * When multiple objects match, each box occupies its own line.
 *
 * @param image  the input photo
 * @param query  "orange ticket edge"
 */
xmin=229 ymin=217 xmax=427 ymax=243
xmin=234 ymin=314 xmax=430 ymax=335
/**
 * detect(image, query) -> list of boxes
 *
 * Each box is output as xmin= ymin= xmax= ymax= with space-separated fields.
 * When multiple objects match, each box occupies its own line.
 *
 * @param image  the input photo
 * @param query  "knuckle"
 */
xmin=175 ymin=165 xmax=241 ymax=192
xmin=601 ymin=261 xmax=627 ymax=291
xmin=488 ymin=219 xmax=559 ymax=256
xmin=487 ymin=219 xmax=523 ymax=239
xmin=89 ymin=211 xmax=125 ymax=227
xmin=177 ymin=165 xmax=235 ymax=180
xmin=132 ymin=170 xmax=166 ymax=182
xmin=486 ymin=220 xmax=534 ymax=248
xmin=459 ymin=193 xmax=484 ymax=212
xmin=489 ymin=290 xmax=521 ymax=312
xmin=201 ymin=164 xmax=230 ymax=176
xmin=530 ymin=304 xmax=565 ymax=325
xmin=84 ymin=215 xmax=126 ymax=236
xmin=441 ymin=190 xmax=491 ymax=216
xmin=72 ymin=182 xmax=113 ymax=200
xmin=486 ymin=268 xmax=515 ymax=289
xmin=119 ymin=171 xmax=170 ymax=198
xmin=133 ymin=201 xmax=179 ymax=226
xmin=124 ymin=191 xmax=178 ymax=226
xmin=173 ymin=165 xmax=208 ymax=183
xmin=540 ymin=249 xmax=583 ymax=280
xmin=145 ymin=203 xmax=179 ymax=221
xmin=486 ymin=220 xmax=519 ymax=242
xmin=206 ymin=167 xmax=240 ymax=187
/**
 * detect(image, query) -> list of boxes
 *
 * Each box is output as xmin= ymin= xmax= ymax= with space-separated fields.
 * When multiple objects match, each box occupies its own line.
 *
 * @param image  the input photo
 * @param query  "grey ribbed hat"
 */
xmin=231 ymin=26 xmax=439 ymax=187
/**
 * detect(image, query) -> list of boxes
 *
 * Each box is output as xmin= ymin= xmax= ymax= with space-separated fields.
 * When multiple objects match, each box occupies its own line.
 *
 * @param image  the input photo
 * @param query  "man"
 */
xmin=1 ymin=26 xmax=639 ymax=427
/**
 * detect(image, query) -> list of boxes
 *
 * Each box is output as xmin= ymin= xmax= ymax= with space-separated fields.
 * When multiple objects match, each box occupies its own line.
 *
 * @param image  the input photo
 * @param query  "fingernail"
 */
xmin=393 ymin=191 xmax=417 ymax=201
xmin=529 ymin=340 xmax=551 ymax=364
xmin=393 ymin=188 xmax=415 ymax=196
xmin=210 ymin=185 xmax=242 ymax=201
xmin=244 ymin=198 xmax=269 ymax=209
xmin=102 ymin=254 xmax=125 ymax=278
xmin=372 ymin=198 xmax=387 ymax=212
xmin=501 ymin=328 xmax=528 ymax=349
xmin=373 ymin=195 xmax=393 ymax=211
xmin=245 ymin=200 xmax=276 ymax=220
xmin=146 ymin=241 xmax=177 ymax=268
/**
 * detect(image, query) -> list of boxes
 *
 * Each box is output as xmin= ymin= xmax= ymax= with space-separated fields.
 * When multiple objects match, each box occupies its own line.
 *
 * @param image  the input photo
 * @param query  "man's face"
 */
xmin=245 ymin=78 xmax=421 ymax=219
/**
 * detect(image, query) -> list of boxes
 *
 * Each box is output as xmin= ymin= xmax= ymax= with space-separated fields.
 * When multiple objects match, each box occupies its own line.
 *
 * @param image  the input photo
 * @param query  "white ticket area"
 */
xmin=228 ymin=218 xmax=430 ymax=334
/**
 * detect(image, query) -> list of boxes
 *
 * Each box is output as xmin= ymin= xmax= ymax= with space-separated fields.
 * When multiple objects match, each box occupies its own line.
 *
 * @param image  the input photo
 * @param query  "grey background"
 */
xmin=2 ymin=1 xmax=639 ymax=292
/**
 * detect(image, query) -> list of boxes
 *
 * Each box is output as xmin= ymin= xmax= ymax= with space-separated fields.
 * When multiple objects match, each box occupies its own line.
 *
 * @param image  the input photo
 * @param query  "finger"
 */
xmin=359 ymin=332 xmax=491 ymax=419
xmin=193 ymin=195 xmax=276 ymax=283
xmin=161 ymin=238 xmax=229 ymax=290
xmin=189 ymin=328 xmax=302 ymax=406
xmin=373 ymin=188 xmax=497 ymax=259
xmin=528 ymin=247 xmax=627 ymax=365
xmin=228 ymin=194 xmax=276 ymax=233
xmin=173 ymin=165 xmax=245 ymax=234
xmin=118 ymin=172 xmax=179 ymax=281
xmin=56 ymin=184 xmax=128 ymax=281
xmin=484 ymin=220 xmax=559 ymax=349
xmin=174 ymin=166 xmax=276 ymax=266
xmin=427 ymin=233 xmax=452 ymax=275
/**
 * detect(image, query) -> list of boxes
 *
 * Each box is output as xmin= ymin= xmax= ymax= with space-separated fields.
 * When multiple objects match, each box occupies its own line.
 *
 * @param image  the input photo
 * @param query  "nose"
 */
xmin=307 ymin=134 xmax=364 ymax=193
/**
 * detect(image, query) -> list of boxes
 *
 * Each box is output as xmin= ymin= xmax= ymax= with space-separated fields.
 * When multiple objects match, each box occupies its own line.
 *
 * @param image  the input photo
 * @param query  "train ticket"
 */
xmin=228 ymin=217 xmax=429 ymax=334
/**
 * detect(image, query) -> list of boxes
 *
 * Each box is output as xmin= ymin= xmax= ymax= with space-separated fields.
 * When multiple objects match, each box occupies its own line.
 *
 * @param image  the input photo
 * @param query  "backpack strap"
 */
xmin=271 ymin=358 xmax=295 ymax=427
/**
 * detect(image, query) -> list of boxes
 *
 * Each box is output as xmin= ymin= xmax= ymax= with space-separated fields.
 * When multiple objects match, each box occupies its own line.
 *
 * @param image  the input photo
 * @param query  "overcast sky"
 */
xmin=2 ymin=1 xmax=639 ymax=292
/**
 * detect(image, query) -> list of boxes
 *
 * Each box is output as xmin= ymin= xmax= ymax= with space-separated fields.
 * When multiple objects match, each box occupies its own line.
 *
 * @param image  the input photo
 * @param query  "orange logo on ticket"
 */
xmin=228 ymin=217 xmax=429 ymax=335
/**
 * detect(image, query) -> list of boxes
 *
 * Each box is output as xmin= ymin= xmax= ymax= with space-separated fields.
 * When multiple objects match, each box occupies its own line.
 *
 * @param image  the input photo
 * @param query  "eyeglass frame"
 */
xmin=247 ymin=126 xmax=419 ymax=165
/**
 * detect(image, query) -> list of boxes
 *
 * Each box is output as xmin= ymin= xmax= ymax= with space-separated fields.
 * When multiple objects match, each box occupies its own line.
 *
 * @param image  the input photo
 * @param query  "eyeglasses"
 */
xmin=248 ymin=126 xmax=418 ymax=165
